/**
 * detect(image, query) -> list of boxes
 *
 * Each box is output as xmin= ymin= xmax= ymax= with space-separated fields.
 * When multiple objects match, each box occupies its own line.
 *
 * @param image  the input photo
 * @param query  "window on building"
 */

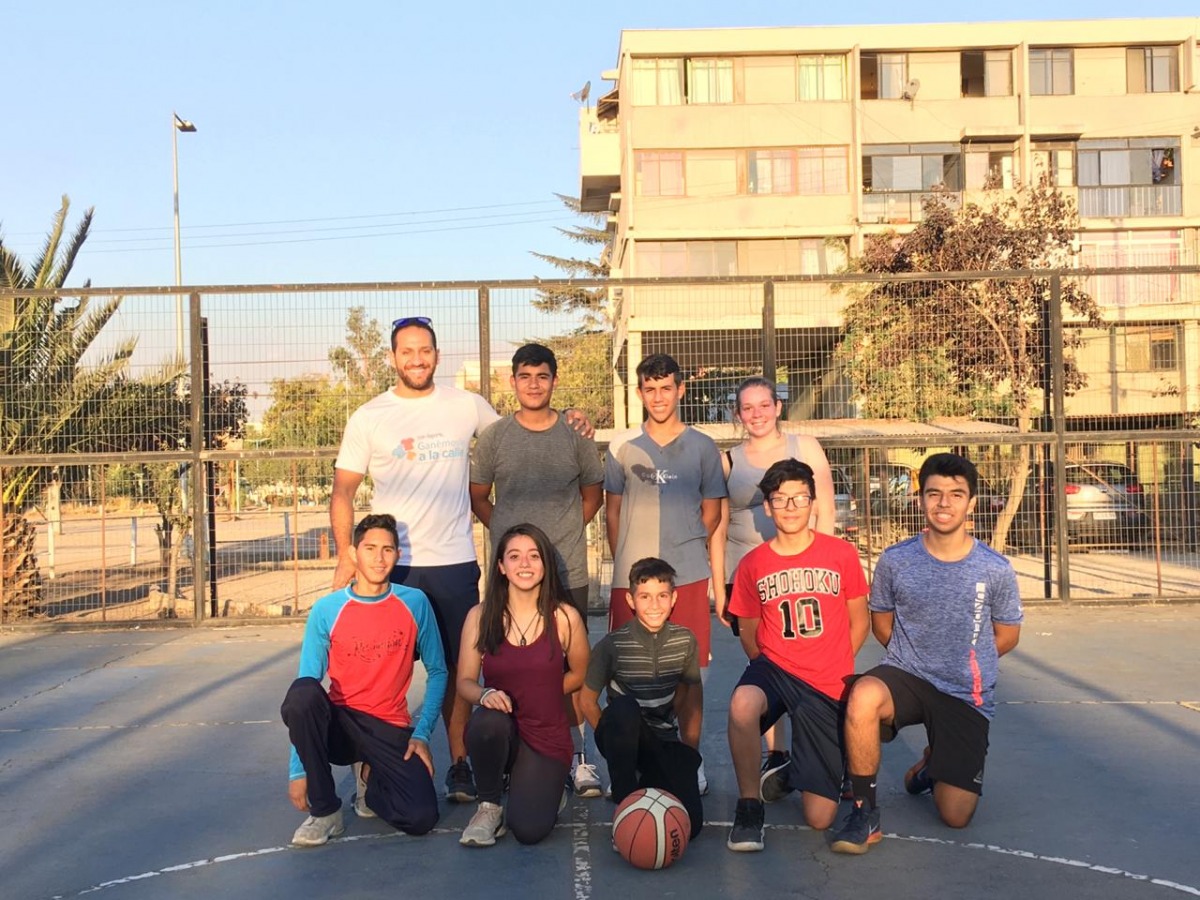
xmin=638 ymin=241 xmax=737 ymax=277
xmin=684 ymin=150 xmax=738 ymax=197
xmin=1029 ymin=48 xmax=1073 ymax=96
xmin=1032 ymin=144 xmax=1076 ymax=187
xmin=739 ymin=238 xmax=849 ymax=275
xmin=798 ymin=147 xmax=849 ymax=194
xmin=798 ymin=54 xmax=847 ymax=100
xmin=964 ymin=144 xmax=1016 ymax=189
xmin=1125 ymin=326 xmax=1179 ymax=372
xmin=863 ymin=144 xmax=962 ymax=192
xmin=860 ymin=53 xmax=907 ymax=99
xmin=1126 ymin=46 xmax=1179 ymax=93
xmin=631 ymin=58 xmax=684 ymax=105
xmin=961 ymin=50 xmax=1013 ymax=97
xmin=744 ymin=56 xmax=799 ymax=103
xmin=1080 ymin=230 xmax=1182 ymax=307
xmin=634 ymin=152 xmax=685 ymax=197
xmin=748 ymin=150 xmax=795 ymax=195
xmin=686 ymin=58 xmax=734 ymax=104
xmin=1078 ymin=140 xmax=1178 ymax=188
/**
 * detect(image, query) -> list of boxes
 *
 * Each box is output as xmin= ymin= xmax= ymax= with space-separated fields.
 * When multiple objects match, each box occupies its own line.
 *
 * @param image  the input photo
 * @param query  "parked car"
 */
xmin=1009 ymin=461 xmax=1148 ymax=550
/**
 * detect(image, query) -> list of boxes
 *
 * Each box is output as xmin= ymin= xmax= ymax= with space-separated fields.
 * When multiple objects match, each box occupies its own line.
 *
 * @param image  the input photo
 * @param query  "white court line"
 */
xmin=47 ymin=821 xmax=1200 ymax=899
xmin=572 ymin=799 xmax=592 ymax=900
xmin=1002 ymin=700 xmax=1200 ymax=708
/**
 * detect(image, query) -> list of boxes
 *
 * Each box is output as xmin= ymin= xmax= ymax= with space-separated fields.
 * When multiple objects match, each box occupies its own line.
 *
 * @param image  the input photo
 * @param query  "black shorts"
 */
xmin=867 ymin=664 xmax=990 ymax=796
xmin=736 ymin=656 xmax=844 ymax=801
xmin=391 ymin=561 xmax=481 ymax=668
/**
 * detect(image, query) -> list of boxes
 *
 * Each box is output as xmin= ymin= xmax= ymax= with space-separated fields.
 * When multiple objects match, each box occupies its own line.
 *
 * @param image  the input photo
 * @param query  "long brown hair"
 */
xmin=476 ymin=523 xmax=568 ymax=657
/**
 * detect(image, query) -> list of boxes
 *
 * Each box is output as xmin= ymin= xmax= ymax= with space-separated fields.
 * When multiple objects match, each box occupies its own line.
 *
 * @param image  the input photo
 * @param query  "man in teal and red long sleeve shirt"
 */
xmin=281 ymin=513 xmax=448 ymax=847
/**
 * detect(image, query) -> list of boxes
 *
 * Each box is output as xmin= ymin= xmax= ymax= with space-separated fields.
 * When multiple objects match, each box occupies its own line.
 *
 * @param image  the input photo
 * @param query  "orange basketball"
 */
xmin=612 ymin=787 xmax=691 ymax=870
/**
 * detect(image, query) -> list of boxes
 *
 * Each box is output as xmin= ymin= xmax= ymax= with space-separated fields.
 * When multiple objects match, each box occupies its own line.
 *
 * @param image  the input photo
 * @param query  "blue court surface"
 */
xmin=1 ymin=606 xmax=1197 ymax=900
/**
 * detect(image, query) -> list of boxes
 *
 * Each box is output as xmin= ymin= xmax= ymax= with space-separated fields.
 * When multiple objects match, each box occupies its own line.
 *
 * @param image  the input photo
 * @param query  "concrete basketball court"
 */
xmin=1 ymin=605 xmax=1197 ymax=900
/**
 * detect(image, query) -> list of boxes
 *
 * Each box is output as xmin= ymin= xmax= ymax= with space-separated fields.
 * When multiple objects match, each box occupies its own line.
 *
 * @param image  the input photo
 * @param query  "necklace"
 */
xmin=512 ymin=610 xmax=540 ymax=646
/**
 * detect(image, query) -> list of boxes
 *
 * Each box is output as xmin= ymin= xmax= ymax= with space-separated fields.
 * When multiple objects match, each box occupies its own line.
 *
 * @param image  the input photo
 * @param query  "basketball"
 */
xmin=612 ymin=787 xmax=691 ymax=870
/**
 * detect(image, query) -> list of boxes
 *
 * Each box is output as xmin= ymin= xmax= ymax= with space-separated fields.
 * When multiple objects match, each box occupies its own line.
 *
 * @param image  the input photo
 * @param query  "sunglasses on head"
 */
xmin=392 ymin=316 xmax=432 ymax=330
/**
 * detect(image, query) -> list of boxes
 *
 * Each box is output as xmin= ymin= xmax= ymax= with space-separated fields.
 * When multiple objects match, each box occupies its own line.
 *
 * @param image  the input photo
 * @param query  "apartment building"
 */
xmin=577 ymin=19 xmax=1200 ymax=427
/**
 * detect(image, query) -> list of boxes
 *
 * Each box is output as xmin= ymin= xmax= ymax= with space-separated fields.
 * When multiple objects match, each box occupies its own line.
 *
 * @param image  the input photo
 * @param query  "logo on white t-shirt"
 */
xmin=391 ymin=434 xmax=467 ymax=463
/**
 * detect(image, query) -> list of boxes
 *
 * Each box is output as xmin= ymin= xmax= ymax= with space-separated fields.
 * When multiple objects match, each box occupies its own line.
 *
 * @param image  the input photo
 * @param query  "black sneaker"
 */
xmin=726 ymin=798 xmax=765 ymax=852
xmin=829 ymin=802 xmax=882 ymax=855
xmin=759 ymin=751 xmax=793 ymax=803
xmin=445 ymin=758 xmax=477 ymax=803
xmin=904 ymin=752 xmax=934 ymax=795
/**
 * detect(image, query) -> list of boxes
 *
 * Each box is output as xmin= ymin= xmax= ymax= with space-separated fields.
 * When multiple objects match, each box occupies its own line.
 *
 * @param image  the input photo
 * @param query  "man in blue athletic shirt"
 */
xmin=281 ymin=513 xmax=448 ymax=846
xmin=831 ymin=453 xmax=1023 ymax=854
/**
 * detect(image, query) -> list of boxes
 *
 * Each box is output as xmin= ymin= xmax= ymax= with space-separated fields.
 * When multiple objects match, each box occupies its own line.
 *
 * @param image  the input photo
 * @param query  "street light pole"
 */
xmin=172 ymin=112 xmax=197 ymax=363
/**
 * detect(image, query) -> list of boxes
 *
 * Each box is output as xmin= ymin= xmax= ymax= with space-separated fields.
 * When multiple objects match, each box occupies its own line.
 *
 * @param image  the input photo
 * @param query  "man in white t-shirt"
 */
xmin=332 ymin=317 xmax=498 ymax=803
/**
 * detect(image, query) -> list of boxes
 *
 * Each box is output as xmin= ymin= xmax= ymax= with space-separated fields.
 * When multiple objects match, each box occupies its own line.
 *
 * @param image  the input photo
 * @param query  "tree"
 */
xmin=328 ymin=306 xmax=393 ymax=395
xmin=836 ymin=177 xmax=1103 ymax=551
xmin=1 ymin=197 xmax=178 ymax=618
xmin=488 ymin=332 xmax=615 ymax=429
xmin=529 ymin=193 xmax=612 ymax=329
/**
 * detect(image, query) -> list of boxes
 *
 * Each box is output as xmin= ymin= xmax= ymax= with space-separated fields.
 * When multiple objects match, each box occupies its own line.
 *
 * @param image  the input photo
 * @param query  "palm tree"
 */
xmin=0 ymin=196 xmax=147 ymax=618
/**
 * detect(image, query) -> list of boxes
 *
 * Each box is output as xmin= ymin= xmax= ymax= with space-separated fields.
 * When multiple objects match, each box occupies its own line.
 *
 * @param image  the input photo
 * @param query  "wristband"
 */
xmin=480 ymin=688 xmax=497 ymax=705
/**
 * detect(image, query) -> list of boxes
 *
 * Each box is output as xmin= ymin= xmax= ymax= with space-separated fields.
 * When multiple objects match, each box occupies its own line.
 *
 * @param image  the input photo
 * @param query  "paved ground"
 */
xmin=1 ymin=607 xmax=1198 ymax=900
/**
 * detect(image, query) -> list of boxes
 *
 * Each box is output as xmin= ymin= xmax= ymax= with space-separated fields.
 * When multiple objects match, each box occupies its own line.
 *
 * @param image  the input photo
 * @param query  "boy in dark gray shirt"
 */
xmin=469 ymin=343 xmax=604 ymax=795
xmin=832 ymin=453 xmax=1022 ymax=854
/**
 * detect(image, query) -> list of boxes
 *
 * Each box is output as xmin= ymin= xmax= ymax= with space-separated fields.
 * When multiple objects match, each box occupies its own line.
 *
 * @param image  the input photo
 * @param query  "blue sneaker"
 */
xmin=904 ymin=748 xmax=933 ymax=795
xmin=830 ymin=802 xmax=882 ymax=855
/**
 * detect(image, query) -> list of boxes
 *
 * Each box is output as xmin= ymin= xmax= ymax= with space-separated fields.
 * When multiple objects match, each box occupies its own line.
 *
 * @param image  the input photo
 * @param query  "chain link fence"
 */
xmin=3 ymin=269 xmax=1198 ymax=624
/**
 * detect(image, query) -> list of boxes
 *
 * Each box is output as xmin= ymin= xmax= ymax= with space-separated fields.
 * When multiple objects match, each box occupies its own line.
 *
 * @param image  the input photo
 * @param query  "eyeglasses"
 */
xmin=768 ymin=494 xmax=813 ymax=510
xmin=392 ymin=316 xmax=432 ymax=330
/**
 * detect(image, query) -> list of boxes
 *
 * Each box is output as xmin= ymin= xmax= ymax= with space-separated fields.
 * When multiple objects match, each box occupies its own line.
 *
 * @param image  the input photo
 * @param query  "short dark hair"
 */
xmin=759 ymin=458 xmax=815 ymax=500
xmin=353 ymin=513 xmax=399 ymax=547
xmin=635 ymin=353 xmax=682 ymax=387
xmin=391 ymin=318 xmax=438 ymax=351
xmin=511 ymin=343 xmax=557 ymax=377
xmin=629 ymin=557 xmax=677 ymax=590
xmin=918 ymin=452 xmax=978 ymax=497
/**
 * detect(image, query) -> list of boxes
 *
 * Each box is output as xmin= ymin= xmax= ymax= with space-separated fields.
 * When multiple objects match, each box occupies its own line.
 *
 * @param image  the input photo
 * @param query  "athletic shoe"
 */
xmin=459 ymin=801 xmax=506 ymax=847
xmin=726 ymin=798 xmax=765 ymax=852
xmin=697 ymin=761 xmax=709 ymax=796
xmin=829 ymin=802 xmax=882 ymax=855
xmin=839 ymin=772 xmax=854 ymax=802
xmin=353 ymin=762 xmax=377 ymax=818
xmin=759 ymin=751 xmax=793 ymax=803
xmin=291 ymin=809 xmax=345 ymax=847
xmin=445 ymin=758 xmax=477 ymax=803
xmin=572 ymin=759 xmax=603 ymax=798
xmin=905 ymin=749 xmax=934 ymax=795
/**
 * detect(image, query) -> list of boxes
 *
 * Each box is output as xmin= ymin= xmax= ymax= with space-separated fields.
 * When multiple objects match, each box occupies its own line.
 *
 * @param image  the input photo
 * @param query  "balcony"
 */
xmin=1078 ymin=185 xmax=1182 ymax=219
xmin=579 ymin=109 xmax=620 ymax=213
xmin=861 ymin=190 xmax=961 ymax=225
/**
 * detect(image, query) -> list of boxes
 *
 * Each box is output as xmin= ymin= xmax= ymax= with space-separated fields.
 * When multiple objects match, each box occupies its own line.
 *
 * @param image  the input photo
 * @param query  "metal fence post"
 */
xmin=189 ymin=291 xmax=208 ymax=621
xmin=762 ymin=280 xmax=777 ymax=384
xmin=478 ymin=286 xmax=491 ymax=406
xmin=1049 ymin=274 xmax=1071 ymax=605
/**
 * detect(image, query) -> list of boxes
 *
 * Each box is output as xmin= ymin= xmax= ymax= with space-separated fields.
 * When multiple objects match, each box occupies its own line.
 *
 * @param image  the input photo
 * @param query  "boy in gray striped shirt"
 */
xmin=580 ymin=558 xmax=704 ymax=839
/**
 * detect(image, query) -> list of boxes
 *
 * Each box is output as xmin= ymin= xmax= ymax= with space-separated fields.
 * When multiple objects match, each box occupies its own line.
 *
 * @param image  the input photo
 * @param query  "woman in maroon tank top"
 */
xmin=456 ymin=524 xmax=589 ymax=846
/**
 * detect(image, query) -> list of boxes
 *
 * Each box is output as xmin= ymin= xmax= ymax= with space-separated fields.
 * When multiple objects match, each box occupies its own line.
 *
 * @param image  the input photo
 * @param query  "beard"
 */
xmin=398 ymin=366 xmax=435 ymax=392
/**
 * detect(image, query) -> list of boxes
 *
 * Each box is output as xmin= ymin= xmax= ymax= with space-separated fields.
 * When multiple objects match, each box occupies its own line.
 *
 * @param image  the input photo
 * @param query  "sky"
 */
xmin=4 ymin=1 xmax=1199 ymax=291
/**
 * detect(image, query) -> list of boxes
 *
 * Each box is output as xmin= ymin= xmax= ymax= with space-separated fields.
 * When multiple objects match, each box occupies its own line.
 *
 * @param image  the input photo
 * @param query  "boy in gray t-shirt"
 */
xmin=469 ymin=343 xmax=604 ymax=797
xmin=831 ymin=453 xmax=1023 ymax=855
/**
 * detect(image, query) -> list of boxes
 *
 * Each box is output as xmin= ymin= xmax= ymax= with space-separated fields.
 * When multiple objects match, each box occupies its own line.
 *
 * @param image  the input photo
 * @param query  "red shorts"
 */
xmin=609 ymin=578 xmax=712 ymax=667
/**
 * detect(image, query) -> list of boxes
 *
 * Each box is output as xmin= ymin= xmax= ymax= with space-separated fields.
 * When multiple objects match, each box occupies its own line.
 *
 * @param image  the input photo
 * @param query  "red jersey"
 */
xmin=728 ymin=533 xmax=868 ymax=701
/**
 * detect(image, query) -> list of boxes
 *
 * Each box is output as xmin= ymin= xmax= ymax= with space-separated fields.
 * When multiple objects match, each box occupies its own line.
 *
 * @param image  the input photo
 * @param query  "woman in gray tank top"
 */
xmin=711 ymin=378 xmax=838 ymax=767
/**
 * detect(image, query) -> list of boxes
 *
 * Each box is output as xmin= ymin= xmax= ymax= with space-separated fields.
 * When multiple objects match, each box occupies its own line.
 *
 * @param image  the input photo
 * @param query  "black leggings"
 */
xmin=280 ymin=677 xmax=438 ymax=834
xmin=466 ymin=707 xmax=568 ymax=845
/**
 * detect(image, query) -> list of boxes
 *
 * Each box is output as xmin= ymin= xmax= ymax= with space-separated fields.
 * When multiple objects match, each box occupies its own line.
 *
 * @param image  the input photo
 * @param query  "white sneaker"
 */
xmin=572 ymin=760 xmax=603 ymax=798
xmin=353 ymin=762 xmax=376 ymax=818
xmin=460 ymin=801 xmax=507 ymax=847
xmin=698 ymin=761 xmax=709 ymax=796
xmin=292 ymin=809 xmax=345 ymax=847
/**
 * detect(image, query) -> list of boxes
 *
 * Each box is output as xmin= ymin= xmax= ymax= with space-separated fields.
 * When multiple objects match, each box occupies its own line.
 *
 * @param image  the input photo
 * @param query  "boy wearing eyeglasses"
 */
xmin=725 ymin=458 xmax=869 ymax=853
